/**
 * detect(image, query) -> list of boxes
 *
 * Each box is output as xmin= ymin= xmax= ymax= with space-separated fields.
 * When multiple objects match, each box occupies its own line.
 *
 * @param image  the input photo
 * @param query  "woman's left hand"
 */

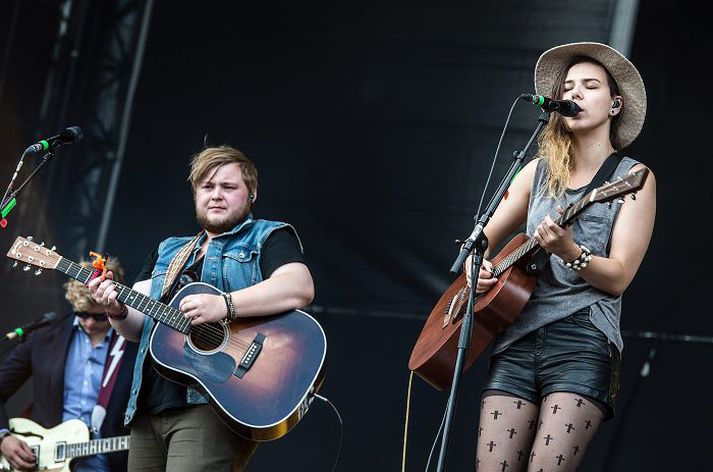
xmin=532 ymin=212 xmax=580 ymax=262
xmin=179 ymin=294 xmax=228 ymax=325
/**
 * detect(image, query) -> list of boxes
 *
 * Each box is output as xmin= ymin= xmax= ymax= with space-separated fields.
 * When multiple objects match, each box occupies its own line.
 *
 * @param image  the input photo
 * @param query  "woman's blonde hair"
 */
xmin=64 ymin=258 xmax=125 ymax=313
xmin=537 ymin=56 xmax=621 ymax=197
xmin=188 ymin=145 xmax=258 ymax=197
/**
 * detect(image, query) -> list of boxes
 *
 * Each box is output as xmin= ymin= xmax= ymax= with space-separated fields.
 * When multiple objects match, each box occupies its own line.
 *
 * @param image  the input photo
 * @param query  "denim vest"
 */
xmin=123 ymin=214 xmax=298 ymax=425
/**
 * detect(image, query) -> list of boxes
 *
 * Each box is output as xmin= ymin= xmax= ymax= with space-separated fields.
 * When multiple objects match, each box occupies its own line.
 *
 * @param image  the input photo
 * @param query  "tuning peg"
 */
xmin=27 ymin=236 xmax=33 ymax=241
xmin=607 ymin=202 xmax=613 ymax=210
xmin=34 ymin=268 xmax=43 ymax=276
xmin=12 ymin=261 xmax=17 ymax=268
xmin=23 ymin=265 xmax=31 ymax=271
xmin=39 ymin=242 xmax=45 ymax=247
xmin=630 ymin=193 xmax=637 ymax=201
xmin=51 ymin=246 xmax=56 ymax=251
xmin=616 ymin=198 xmax=625 ymax=204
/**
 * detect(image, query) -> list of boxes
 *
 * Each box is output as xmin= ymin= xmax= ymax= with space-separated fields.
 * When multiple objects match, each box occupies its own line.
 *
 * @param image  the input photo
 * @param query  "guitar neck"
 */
xmin=491 ymin=189 xmax=594 ymax=277
xmin=65 ymin=435 xmax=130 ymax=459
xmin=55 ymin=258 xmax=189 ymax=334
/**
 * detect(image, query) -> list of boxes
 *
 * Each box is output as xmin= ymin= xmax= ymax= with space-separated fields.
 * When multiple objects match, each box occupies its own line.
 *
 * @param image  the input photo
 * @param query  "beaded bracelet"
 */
xmin=564 ymin=244 xmax=593 ymax=271
xmin=222 ymin=292 xmax=238 ymax=322
xmin=106 ymin=304 xmax=129 ymax=321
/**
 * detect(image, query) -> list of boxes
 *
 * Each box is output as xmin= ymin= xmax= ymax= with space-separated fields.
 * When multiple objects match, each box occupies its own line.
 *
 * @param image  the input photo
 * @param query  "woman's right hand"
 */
xmin=0 ymin=435 xmax=36 ymax=471
xmin=464 ymin=255 xmax=498 ymax=294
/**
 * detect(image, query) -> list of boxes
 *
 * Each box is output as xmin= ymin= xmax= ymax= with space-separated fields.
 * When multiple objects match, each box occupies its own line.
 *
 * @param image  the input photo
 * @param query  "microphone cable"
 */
xmin=474 ymin=94 xmax=526 ymax=219
xmin=314 ymin=393 xmax=343 ymax=472
xmin=425 ymin=407 xmax=447 ymax=471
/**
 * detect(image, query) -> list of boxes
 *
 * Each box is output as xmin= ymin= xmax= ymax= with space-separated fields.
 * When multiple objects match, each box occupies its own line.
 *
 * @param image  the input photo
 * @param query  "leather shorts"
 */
xmin=483 ymin=309 xmax=620 ymax=420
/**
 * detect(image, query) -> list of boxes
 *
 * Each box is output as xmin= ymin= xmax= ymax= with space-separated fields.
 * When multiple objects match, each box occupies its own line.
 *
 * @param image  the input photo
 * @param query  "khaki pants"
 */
xmin=127 ymin=405 xmax=258 ymax=472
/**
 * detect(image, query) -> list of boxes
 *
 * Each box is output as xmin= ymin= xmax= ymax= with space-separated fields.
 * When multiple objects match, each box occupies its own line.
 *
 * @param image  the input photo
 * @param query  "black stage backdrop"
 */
xmin=1 ymin=1 xmax=711 ymax=470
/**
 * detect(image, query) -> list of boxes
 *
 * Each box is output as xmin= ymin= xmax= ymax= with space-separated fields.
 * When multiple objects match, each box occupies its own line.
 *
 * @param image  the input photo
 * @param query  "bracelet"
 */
xmin=564 ymin=244 xmax=592 ymax=271
xmin=222 ymin=292 xmax=238 ymax=322
xmin=106 ymin=304 xmax=129 ymax=321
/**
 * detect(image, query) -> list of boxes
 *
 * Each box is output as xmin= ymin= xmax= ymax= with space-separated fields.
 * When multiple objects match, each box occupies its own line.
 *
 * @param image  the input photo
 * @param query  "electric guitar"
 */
xmin=0 ymin=418 xmax=129 ymax=471
xmin=6 ymin=240 xmax=327 ymax=442
xmin=408 ymin=168 xmax=649 ymax=390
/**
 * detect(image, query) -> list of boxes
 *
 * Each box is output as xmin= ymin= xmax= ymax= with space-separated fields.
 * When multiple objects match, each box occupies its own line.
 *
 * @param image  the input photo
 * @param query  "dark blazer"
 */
xmin=0 ymin=312 xmax=138 ymax=472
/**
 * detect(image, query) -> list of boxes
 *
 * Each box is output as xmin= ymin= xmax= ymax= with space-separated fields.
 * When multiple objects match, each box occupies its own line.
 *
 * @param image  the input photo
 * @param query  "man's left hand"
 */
xmin=179 ymin=294 xmax=228 ymax=325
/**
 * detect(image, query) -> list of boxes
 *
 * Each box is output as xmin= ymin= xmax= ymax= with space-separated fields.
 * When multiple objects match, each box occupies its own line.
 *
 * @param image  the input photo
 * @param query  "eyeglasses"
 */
xmin=76 ymin=312 xmax=109 ymax=322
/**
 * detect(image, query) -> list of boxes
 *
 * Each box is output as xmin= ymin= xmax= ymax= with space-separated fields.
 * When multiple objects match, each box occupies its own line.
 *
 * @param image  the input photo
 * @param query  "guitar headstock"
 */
xmin=590 ymin=168 xmax=649 ymax=205
xmin=561 ymin=168 xmax=649 ymax=224
xmin=7 ymin=236 xmax=60 ymax=275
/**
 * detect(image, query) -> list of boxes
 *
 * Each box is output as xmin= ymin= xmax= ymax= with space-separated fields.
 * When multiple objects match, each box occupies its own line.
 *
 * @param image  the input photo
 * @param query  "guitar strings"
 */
xmin=55 ymin=259 xmax=254 ymax=352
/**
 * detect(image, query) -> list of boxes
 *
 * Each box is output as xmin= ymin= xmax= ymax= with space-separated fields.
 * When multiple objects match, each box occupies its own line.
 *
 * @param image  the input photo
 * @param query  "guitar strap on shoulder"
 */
xmin=582 ymin=151 xmax=623 ymax=195
xmin=160 ymin=232 xmax=203 ymax=300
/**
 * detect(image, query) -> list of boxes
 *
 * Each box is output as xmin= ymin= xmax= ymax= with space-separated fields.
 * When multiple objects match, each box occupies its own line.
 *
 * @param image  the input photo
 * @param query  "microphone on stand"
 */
xmin=3 ymin=312 xmax=58 ymax=341
xmin=24 ymin=126 xmax=83 ymax=154
xmin=520 ymin=94 xmax=581 ymax=117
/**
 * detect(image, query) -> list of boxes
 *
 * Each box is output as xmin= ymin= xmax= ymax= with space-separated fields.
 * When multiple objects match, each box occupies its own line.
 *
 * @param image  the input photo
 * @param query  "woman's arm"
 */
xmin=535 ymin=163 xmax=657 ymax=296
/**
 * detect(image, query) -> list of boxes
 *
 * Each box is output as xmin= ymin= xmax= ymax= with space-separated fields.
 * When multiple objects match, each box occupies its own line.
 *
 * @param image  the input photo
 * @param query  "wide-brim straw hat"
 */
xmin=534 ymin=42 xmax=647 ymax=149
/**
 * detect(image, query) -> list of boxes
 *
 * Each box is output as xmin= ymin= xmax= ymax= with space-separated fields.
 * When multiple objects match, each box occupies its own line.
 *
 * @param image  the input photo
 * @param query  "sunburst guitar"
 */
xmin=7 ymin=239 xmax=327 ymax=442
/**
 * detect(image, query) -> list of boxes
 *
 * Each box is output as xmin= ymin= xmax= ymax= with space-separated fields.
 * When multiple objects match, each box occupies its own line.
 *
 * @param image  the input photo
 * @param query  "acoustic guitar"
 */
xmin=408 ymin=168 xmax=649 ymax=390
xmin=0 ymin=418 xmax=129 ymax=471
xmin=7 ymin=239 xmax=327 ymax=442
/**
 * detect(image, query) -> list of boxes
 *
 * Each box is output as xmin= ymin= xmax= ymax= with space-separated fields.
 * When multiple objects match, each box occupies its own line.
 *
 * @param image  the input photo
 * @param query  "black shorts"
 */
xmin=483 ymin=309 xmax=621 ymax=420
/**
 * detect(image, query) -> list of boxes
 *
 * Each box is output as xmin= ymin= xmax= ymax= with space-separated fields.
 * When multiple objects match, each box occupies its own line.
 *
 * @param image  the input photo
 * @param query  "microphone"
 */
xmin=520 ymin=94 xmax=581 ymax=117
xmin=24 ymin=126 xmax=84 ymax=154
xmin=3 ymin=312 xmax=58 ymax=340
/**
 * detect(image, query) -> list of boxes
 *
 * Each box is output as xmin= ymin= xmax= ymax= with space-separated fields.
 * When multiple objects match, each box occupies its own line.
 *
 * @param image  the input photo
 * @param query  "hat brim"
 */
xmin=534 ymin=42 xmax=647 ymax=149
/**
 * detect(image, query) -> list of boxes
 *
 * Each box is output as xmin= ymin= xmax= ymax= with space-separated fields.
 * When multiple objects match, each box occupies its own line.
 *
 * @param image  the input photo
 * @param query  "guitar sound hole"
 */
xmin=188 ymin=322 xmax=227 ymax=353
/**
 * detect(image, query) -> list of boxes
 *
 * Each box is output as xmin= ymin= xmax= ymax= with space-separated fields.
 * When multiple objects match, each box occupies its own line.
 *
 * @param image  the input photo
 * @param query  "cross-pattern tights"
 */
xmin=475 ymin=392 xmax=604 ymax=471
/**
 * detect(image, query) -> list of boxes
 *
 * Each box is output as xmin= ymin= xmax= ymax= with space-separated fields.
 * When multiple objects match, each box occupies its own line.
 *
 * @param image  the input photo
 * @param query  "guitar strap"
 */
xmin=526 ymin=152 xmax=622 ymax=274
xmin=582 ymin=151 xmax=623 ymax=196
xmin=91 ymin=332 xmax=127 ymax=434
xmin=161 ymin=232 xmax=203 ymax=300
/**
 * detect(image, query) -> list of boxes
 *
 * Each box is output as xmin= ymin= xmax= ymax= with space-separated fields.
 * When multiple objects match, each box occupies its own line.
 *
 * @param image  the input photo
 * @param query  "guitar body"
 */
xmin=150 ymin=282 xmax=327 ymax=441
xmin=408 ymin=233 xmax=538 ymax=390
xmin=1 ymin=418 xmax=88 ymax=472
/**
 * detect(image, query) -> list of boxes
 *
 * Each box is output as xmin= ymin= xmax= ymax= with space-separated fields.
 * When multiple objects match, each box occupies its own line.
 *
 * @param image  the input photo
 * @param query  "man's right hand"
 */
xmin=0 ymin=435 xmax=36 ymax=471
xmin=464 ymin=255 xmax=498 ymax=294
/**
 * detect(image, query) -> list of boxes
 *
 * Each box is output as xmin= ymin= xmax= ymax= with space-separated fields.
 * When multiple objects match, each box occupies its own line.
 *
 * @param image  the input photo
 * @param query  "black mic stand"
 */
xmin=436 ymin=110 xmax=550 ymax=471
xmin=0 ymin=150 xmax=57 ymax=225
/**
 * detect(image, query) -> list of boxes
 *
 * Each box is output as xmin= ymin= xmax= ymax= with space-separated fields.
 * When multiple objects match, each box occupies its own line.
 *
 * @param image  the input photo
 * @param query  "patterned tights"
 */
xmin=475 ymin=392 xmax=604 ymax=471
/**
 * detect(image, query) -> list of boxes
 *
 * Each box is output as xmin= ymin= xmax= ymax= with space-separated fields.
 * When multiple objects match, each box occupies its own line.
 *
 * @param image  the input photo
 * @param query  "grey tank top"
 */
xmin=491 ymin=156 xmax=639 ymax=355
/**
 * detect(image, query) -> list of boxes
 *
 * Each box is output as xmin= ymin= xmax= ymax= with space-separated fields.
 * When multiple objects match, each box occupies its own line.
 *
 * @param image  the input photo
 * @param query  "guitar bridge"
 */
xmin=234 ymin=333 xmax=266 ymax=378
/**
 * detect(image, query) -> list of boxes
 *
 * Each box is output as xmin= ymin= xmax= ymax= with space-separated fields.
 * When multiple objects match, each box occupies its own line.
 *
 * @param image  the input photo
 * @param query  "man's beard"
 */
xmin=196 ymin=209 xmax=248 ymax=235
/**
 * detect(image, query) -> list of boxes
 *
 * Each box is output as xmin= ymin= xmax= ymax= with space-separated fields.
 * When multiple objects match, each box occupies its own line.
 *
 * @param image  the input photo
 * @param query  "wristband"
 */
xmin=222 ymin=292 xmax=238 ymax=322
xmin=564 ymin=244 xmax=593 ymax=271
xmin=106 ymin=304 xmax=128 ymax=321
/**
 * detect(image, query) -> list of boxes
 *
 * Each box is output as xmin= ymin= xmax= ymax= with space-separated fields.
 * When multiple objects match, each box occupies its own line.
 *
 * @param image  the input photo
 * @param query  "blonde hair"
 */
xmin=537 ymin=56 xmax=621 ymax=197
xmin=188 ymin=145 xmax=258 ymax=196
xmin=64 ymin=258 xmax=125 ymax=313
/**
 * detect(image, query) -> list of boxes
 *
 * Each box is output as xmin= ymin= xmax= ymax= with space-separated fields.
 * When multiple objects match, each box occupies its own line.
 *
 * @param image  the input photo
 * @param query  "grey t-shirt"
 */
xmin=491 ymin=156 xmax=640 ymax=355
